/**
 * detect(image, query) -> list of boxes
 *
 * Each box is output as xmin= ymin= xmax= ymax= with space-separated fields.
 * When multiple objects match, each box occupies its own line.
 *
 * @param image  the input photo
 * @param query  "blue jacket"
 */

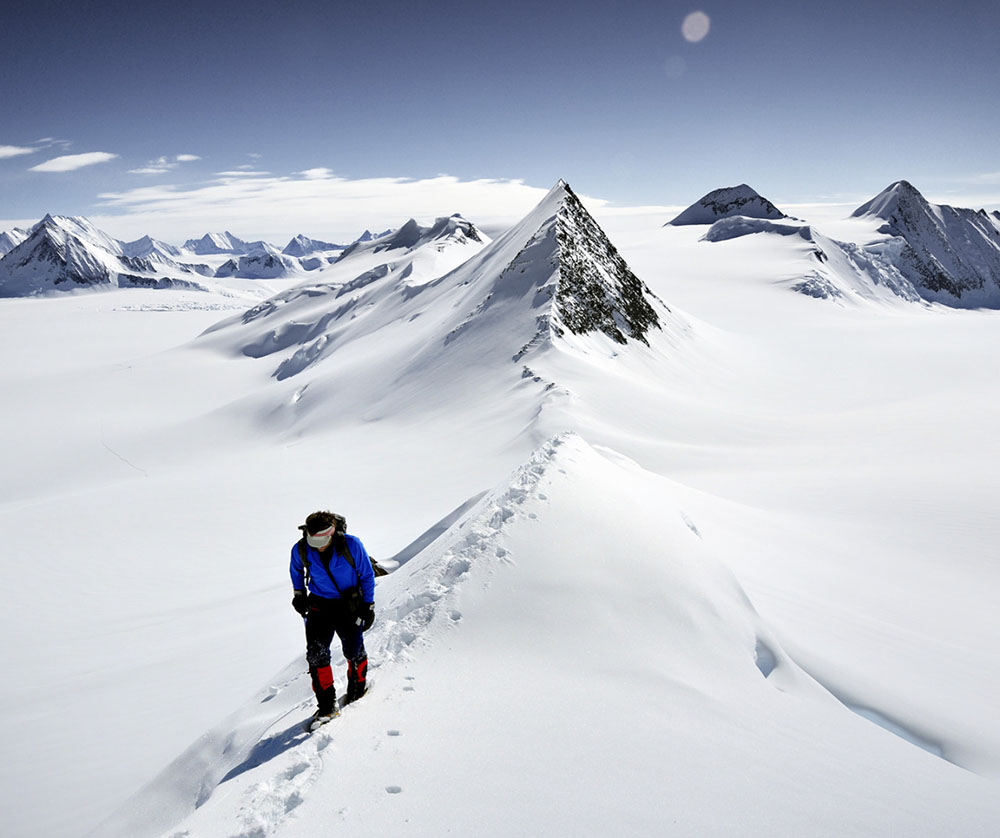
xmin=290 ymin=533 xmax=376 ymax=603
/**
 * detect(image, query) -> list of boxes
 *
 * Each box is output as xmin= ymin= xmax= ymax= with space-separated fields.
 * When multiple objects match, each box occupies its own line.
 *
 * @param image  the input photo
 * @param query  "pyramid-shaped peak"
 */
xmin=483 ymin=178 xmax=665 ymax=347
xmin=667 ymin=184 xmax=787 ymax=226
xmin=851 ymin=180 xmax=930 ymax=220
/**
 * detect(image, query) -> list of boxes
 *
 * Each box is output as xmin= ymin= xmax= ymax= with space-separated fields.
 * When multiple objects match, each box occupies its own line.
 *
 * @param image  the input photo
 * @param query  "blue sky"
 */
xmin=2 ymin=0 xmax=998 ymax=242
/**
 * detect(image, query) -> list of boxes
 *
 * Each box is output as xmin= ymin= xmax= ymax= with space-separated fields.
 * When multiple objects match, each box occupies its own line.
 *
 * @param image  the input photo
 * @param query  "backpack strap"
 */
xmin=301 ymin=535 xmax=360 ymax=597
xmin=297 ymin=539 xmax=311 ymax=589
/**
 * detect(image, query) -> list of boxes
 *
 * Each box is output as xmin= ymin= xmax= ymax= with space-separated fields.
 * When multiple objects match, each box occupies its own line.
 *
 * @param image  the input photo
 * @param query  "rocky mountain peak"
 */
xmin=667 ymin=184 xmax=787 ymax=226
xmin=551 ymin=181 xmax=663 ymax=345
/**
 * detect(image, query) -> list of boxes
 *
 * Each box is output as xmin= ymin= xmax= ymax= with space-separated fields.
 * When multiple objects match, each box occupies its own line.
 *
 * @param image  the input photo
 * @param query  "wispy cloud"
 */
xmin=300 ymin=167 xmax=335 ymax=179
xmin=128 ymin=154 xmax=202 ymax=175
xmin=30 ymin=152 xmax=118 ymax=173
xmin=0 ymin=145 xmax=37 ymax=159
xmin=92 ymin=171 xmax=568 ymax=243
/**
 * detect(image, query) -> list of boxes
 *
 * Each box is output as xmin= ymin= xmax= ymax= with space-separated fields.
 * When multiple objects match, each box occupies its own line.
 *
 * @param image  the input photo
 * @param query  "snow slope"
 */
xmin=1 ymin=184 xmax=999 ymax=838
xmin=94 ymin=435 xmax=1000 ymax=838
xmin=0 ymin=226 xmax=30 ymax=256
xmin=700 ymin=216 xmax=923 ymax=304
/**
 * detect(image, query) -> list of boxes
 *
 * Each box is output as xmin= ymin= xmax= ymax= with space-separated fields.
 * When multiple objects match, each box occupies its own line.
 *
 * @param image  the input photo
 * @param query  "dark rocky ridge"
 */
xmin=553 ymin=182 xmax=662 ymax=345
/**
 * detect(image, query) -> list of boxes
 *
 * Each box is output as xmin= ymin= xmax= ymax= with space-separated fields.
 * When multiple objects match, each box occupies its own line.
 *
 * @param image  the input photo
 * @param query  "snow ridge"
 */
xmin=0 ymin=226 xmax=30 ymax=256
xmin=182 ymin=231 xmax=249 ymax=255
xmin=282 ymin=234 xmax=344 ymax=257
xmin=701 ymin=216 xmax=923 ymax=304
xmin=89 ymin=434 xmax=572 ymax=838
xmin=852 ymin=180 xmax=1000 ymax=306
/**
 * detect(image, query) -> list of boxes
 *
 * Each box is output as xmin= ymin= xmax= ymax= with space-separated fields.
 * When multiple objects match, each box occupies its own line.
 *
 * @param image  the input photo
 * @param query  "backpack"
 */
xmin=296 ymin=516 xmax=389 ymax=583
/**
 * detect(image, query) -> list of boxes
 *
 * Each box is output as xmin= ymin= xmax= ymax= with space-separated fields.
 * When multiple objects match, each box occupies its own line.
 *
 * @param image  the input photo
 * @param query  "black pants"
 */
xmin=304 ymin=595 xmax=367 ymax=711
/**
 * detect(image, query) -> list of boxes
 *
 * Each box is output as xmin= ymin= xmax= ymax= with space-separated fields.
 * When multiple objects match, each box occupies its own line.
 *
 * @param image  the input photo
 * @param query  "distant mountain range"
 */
xmin=673 ymin=181 xmax=1000 ymax=307
xmin=3 ymin=181 xmax=999 ymax=306
xmin=0 ymin=220 xmax=395 ymax=293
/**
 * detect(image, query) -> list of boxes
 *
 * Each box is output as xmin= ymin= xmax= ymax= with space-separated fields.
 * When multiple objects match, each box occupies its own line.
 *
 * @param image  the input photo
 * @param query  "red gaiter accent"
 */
xmin=350 ymin=658 xmax=368 ymax=682
xmin=317 ymin=665 xmax=334 ymax=691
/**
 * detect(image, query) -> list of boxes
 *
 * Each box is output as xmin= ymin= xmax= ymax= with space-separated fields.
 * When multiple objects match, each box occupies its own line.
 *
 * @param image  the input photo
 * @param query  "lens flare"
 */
xmin=682 ymin=11 xmax=711 ymax=43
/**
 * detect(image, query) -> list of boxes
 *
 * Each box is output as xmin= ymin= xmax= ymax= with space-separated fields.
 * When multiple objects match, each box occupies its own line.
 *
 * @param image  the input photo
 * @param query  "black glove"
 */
xmin=292 ymin=590 xmax=309 ymax=616
xmin=360 ymin=602 xmax=375 ymax=631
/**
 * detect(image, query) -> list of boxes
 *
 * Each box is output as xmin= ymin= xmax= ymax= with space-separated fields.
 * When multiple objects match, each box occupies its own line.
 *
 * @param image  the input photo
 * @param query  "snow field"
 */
xmin=109 ymin=433 xmax=1000 ymax=837
xmin=3 ymin=187 xmax=1000 ymax=837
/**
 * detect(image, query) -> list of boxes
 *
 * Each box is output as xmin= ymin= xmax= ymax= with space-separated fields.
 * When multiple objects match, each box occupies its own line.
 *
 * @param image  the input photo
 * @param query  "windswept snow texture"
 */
xmin=667 ymin=183 xmax=788 ymax=226
xmin=852 ymin=180 xmax=1000 ymax=307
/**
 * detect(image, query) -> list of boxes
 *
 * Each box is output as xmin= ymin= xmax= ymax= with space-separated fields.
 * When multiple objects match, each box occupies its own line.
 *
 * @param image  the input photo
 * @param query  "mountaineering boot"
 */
xmin=346 ymin=656 xmax=368 ymax=703
xmin=308 ymin=706 xmax=339 ymax=731
xmin=309 ymin=664 xmax=337 ymax=713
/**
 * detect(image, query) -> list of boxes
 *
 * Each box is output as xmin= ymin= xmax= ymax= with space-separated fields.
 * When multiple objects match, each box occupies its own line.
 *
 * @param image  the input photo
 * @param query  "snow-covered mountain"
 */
xmin=204 ymin=182 xmax=681 ymax=406
xmin=850 ymin=180 xmax=1000 ymax=306
xmin=354 ymin=227 xmax=393 ymax=243
xmin=121 ymin=234 xmax=182 ymax=261
xmin=336 ymin=213 xmax=482 ymax=260
xmin=667 ymin=183 xmax=788 ymax=226
xmin=0 ymin=226 xmax=30 ymax=256
xmin=120 ymin=234 xmax=214 ymax=276
xmin=699 ymin=216 xmax=923 ymax=304
xmin=282 ymin=234 xmax=344 ymax=257
xmin=182 ymin=231 xmax=250 ymax=255
xmin=214 ymin=251 xmax=300 ymax=279
xmin=0 ymin=214 xmax=205 ymax=296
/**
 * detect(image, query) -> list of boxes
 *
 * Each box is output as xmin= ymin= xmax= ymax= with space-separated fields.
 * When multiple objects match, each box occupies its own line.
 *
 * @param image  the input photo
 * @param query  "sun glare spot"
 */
xmin=682 ymin=11 xmax=711 ymax=43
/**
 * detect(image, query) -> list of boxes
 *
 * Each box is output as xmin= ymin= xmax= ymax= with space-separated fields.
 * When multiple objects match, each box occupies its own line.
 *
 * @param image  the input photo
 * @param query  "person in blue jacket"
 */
xmin=290 ymin=510 xmax=376 ymax=726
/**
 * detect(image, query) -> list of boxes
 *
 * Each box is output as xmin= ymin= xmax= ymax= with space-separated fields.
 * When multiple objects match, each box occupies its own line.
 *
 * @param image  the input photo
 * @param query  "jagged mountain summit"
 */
xmin=0 ymin=226 xmax=30 ymax=256
xmin=282 ymin=234 xmax=345 ymax=257
xmin=851 ymin=180 xmax=1000 ymax=306
xmin=0 ymin=214 xmax=204 ymax=296
xmin=667 ymin=184 xmax=788 ymax=226
xmin=337 ymin=214 xmax=483 ymax=261
xmin=121 ymin=234 xmax=182 ymax=261
xmin=182 ymin=231 xmax=250 ymax=255
xmin=355 ymin=228 xmax=393 ymax=243
xmin=202 ymin=180 xmax=685 ymax=432
xmin=214 ymin=251 xmax=299 ymax=279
